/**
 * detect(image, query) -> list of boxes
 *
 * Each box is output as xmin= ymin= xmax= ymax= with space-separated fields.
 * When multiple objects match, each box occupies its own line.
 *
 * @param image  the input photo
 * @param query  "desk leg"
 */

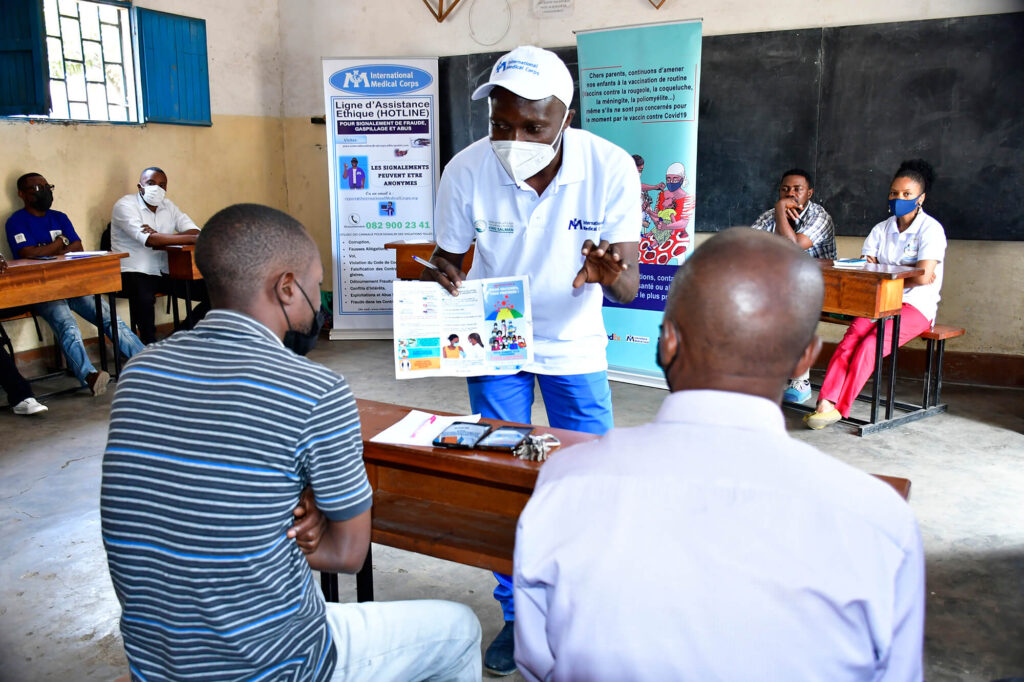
xmin=321 ymin=572 xmax=339 ymax=603
xmin=183 ymin=281 xmax=194 ymax=323
xmin=934 ymin=340 xmax=946 ymax=405
xmin=886 ymin=314 xmax=901 ymax=420
xmin=870 ymin=316 xmax=886 ymax=423
xmin=108 ymin=292 xmax=121 ymax=378
xmin=922 ymin=339 xmax=935 ymax=408
xmin=94 ymin=294 xmax=108 ymax=372
xmin=356 ymin=545 xmax=374 ymax=602
xmin=171 ymin=287 xmax=181 ymax=330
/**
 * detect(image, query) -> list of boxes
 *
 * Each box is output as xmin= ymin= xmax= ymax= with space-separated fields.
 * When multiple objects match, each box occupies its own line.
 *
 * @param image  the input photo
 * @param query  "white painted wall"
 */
xmin=277 ymin=0 xmax=1021 ymax=116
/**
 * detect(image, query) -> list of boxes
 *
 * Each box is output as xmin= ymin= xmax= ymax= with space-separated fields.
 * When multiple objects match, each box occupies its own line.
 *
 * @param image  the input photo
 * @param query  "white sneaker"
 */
xmin=783 ymin=378 xmax=812 ymax=403
xmin=13 ymin=397 xmax=48 ymax=415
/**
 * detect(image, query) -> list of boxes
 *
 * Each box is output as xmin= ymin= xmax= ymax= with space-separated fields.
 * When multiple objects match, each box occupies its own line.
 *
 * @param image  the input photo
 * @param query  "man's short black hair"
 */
xmin=141 ymin=166 xmax=166 ymax=177
xmin=632 ymin=154 xmax=644 ymax=167
xmin=195 ymin=204 xmax=316 ymax=307
xmin=779 ymin=168 xmax=813 ymax=188
xmin=17 ymin=173 xmax=43 ymax=191
xmin=350 ymin=158 xmax=358 ymax=164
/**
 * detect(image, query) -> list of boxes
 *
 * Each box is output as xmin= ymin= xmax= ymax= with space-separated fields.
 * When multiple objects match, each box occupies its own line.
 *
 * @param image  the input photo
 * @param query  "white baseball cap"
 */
xmin=471 ymin=46 xmax=574 ymax=108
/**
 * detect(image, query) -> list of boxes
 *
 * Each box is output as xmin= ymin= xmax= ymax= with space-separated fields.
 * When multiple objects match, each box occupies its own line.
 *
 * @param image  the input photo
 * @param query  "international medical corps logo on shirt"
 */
xmin=473 ymin=220 xmax=487 ymax=234
xmin=567 ymin=218 xmax=602 ymax=232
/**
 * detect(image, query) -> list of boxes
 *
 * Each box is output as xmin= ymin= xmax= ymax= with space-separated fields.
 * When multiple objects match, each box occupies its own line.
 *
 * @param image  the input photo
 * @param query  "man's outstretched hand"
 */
xmin=572 ymin=239 xmax=629 ymax=289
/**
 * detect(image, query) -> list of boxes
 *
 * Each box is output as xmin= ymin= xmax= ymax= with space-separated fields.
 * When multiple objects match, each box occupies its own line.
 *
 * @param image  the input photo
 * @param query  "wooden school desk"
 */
xmin=384 ymin=241 xmax=475 ymax=280
xmin=320 ymin=399 xmax=912 ymax=602
xmin=0 ymin=253 xmax=127 ymax=376
xmin=785 ymin=260 xmax=929 ymax=436
xmin=159 ymin=244 xmax=203 ymax=329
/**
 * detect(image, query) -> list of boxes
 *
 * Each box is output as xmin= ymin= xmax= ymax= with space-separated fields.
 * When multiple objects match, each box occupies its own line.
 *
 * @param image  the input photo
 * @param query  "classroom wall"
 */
xmin=4 ymin=1 xmax=1020 ymax=362
xmin=278 ymin=0 xmax=1023 ymax=359
xmin=2 ymin=0 xmax=288 ymax=353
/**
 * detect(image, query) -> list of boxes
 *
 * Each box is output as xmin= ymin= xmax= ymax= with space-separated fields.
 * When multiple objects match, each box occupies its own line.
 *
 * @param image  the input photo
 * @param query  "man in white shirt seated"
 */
xmin=514 ymin=228 xmax=925 ymax=681
xmin=110 ymin=166 xmax=210 ymax=344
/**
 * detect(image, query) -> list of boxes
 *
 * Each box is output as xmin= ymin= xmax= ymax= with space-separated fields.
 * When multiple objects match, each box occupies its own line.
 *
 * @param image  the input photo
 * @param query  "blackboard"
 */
xmin=436 ymin=12 xmax=1024 ymax=241
xmin=816 ymin=13 xmax=1024 ymax=239
xmin=695 ymin=29 xmax=822 ymax=229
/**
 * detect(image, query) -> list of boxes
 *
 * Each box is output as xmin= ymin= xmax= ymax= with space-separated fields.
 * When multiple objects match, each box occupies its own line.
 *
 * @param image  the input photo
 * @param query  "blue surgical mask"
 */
xmin=665 ymin=181 xmax=683 ymax=192
xmin=888 ymin=196 xmax=921 ymax=217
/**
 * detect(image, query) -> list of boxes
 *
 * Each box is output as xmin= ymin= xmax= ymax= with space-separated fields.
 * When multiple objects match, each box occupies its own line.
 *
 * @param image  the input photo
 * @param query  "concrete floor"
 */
xmin=1 ymin=338 xmax=1022 ymax=681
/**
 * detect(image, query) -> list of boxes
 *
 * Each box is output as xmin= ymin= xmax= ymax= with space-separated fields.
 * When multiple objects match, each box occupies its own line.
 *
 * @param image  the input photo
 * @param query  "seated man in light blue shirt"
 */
xmin=514 ymin=228 xmax=924 ymax=681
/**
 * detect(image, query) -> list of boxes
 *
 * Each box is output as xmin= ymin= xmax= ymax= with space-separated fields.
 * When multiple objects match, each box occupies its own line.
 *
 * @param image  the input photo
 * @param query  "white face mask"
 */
xmin=490 ymin=108 xmax=569 ymax=186
xmin=141 ymin=184 xmax=166 ymax=206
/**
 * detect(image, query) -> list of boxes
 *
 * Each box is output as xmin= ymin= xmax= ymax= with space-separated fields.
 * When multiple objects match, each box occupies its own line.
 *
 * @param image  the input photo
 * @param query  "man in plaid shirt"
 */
xmin=752 ymin=168 xmax=836 ymax=402
xmin=752 ymin=168 xmax=836 ymax=259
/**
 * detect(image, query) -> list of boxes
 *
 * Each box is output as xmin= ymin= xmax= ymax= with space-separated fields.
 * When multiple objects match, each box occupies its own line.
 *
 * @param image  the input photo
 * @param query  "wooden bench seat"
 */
xmin=817 ymin=314 xmax=965 ymax=410
xmin=920 ymin=324 xmax=966 ymax=341
xmin=920 ymin=325 xmax=965 ymax=407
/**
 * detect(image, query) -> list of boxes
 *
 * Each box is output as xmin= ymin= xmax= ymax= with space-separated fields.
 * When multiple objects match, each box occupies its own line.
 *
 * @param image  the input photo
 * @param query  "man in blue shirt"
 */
xmin=5 ymin=173 xmax=144 ymax=395
xmin=342 ymin=158 xmax=366 ymax=189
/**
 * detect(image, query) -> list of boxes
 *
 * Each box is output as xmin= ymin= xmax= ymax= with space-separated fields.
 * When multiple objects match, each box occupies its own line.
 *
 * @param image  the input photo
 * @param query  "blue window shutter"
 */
xmin=0 ymin=0 xmax=48 ymax=116
xmin=136 ymin=7 xmax=210 ymax=125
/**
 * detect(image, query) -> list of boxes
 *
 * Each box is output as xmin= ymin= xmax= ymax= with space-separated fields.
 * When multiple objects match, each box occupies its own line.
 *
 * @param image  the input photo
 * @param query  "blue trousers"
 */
xmin=33 ymin=296 xmax=144 ymax=384
xmin=467 ymin=371 xmax=614 ymax=621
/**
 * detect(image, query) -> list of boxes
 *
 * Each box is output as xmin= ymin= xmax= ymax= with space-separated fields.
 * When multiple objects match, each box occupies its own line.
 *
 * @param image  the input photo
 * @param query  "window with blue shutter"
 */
xmin=0 ymin=0 xmax=49 ymax=116
xmin=135 ymin=7 xmax=210 ymax=126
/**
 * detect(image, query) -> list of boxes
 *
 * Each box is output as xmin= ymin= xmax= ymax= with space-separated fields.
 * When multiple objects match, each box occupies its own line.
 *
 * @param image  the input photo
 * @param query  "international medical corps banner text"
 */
xmin=322 ymin=58 xmax=440 ymax=338
xmin=577 ymin=21 xmax=702 ymax=385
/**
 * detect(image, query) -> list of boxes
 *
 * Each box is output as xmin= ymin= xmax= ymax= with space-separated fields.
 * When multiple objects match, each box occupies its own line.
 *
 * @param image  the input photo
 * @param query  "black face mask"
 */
xmin=280 ymin=280 xmax=326 ymax=356
xmin=655 ymin=323 xmax=676 ymax=387
xmin=30 ymin=189 xmax=53 ymax=212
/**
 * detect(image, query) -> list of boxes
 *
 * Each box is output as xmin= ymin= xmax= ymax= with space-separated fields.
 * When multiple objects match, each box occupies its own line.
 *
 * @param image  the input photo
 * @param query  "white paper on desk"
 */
xmin=369 ymin=409 xmax=481 ymax=447
xmin=65 ymin=251 xmax=108 ymax=258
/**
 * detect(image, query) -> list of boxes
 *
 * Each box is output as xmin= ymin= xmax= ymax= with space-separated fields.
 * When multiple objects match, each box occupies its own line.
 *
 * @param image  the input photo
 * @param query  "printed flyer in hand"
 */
xmin=392 ymin=276 xmax=533 ymax=378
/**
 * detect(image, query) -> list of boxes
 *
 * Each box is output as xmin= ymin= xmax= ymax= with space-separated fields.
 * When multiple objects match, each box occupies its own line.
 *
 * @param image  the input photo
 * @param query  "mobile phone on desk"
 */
xmin=476 ymin=426 xmax=534 ymax=451
xmin=31 ymin=255 xmax=57 ymax=260
xmin=432 ymin=421 xmax=492 ymax=449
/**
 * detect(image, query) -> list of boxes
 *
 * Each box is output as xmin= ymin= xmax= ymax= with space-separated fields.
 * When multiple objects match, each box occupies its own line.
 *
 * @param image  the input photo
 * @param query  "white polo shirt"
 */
xmin=434 ymin=128 xmax=641 ymax=375
xmin=110 ymin=193 xmax=200 ymax=276
xmin=861 ymin=210 xmax=946 ymax=322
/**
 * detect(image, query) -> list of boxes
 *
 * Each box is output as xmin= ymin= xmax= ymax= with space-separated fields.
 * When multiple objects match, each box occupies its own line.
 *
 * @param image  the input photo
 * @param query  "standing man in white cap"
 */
xmin=420 ymin=45 xmax=641 ymax=675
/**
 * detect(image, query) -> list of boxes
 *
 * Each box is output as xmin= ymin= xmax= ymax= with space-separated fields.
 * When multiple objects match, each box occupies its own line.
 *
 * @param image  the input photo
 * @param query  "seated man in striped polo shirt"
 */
xmin=100 ymin=204 xmax=481 ymax=681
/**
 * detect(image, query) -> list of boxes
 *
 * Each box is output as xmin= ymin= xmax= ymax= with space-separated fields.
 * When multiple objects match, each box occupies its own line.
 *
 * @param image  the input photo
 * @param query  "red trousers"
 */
xmin=819 ymin=304 xmax=931 ymax=417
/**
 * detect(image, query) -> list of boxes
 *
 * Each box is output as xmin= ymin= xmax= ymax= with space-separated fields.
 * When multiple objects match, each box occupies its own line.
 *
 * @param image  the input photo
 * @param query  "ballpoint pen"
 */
xmin=413 ymin=255 xmax=438 ymax=271
xmin=410 ymin=414 xmax=437 ymax=438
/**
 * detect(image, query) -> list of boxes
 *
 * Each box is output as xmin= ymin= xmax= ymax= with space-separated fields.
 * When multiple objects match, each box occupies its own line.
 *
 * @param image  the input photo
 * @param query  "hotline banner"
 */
xmin=577 ymin=21 xmax=702 ymax=384
xmin=322 ymin=58 xmax=440 ymax=337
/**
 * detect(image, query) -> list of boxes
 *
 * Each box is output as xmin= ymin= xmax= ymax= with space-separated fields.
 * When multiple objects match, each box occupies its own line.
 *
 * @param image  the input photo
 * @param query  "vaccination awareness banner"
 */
xmin=577 ymin=20 xmax=702 ymax=385
xmin=322 ymin=58 xmax=439 ymax=338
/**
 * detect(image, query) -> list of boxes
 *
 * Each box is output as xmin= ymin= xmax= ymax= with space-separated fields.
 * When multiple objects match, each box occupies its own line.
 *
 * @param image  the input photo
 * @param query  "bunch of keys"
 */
xmin=513 ymin=434 xmax=562 ymax=462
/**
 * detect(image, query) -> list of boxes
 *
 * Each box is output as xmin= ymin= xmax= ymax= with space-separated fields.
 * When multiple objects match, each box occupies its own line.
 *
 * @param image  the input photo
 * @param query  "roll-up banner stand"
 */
xmin=322 ymin=58 xmax=440 ymax=339
xmin=577 ymin=20 xmax=702 ymax=387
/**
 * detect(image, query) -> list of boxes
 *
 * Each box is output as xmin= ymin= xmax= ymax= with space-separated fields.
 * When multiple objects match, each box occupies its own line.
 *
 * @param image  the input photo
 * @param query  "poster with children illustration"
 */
xmin=392 ymin=276 xmax=533 ymax=379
